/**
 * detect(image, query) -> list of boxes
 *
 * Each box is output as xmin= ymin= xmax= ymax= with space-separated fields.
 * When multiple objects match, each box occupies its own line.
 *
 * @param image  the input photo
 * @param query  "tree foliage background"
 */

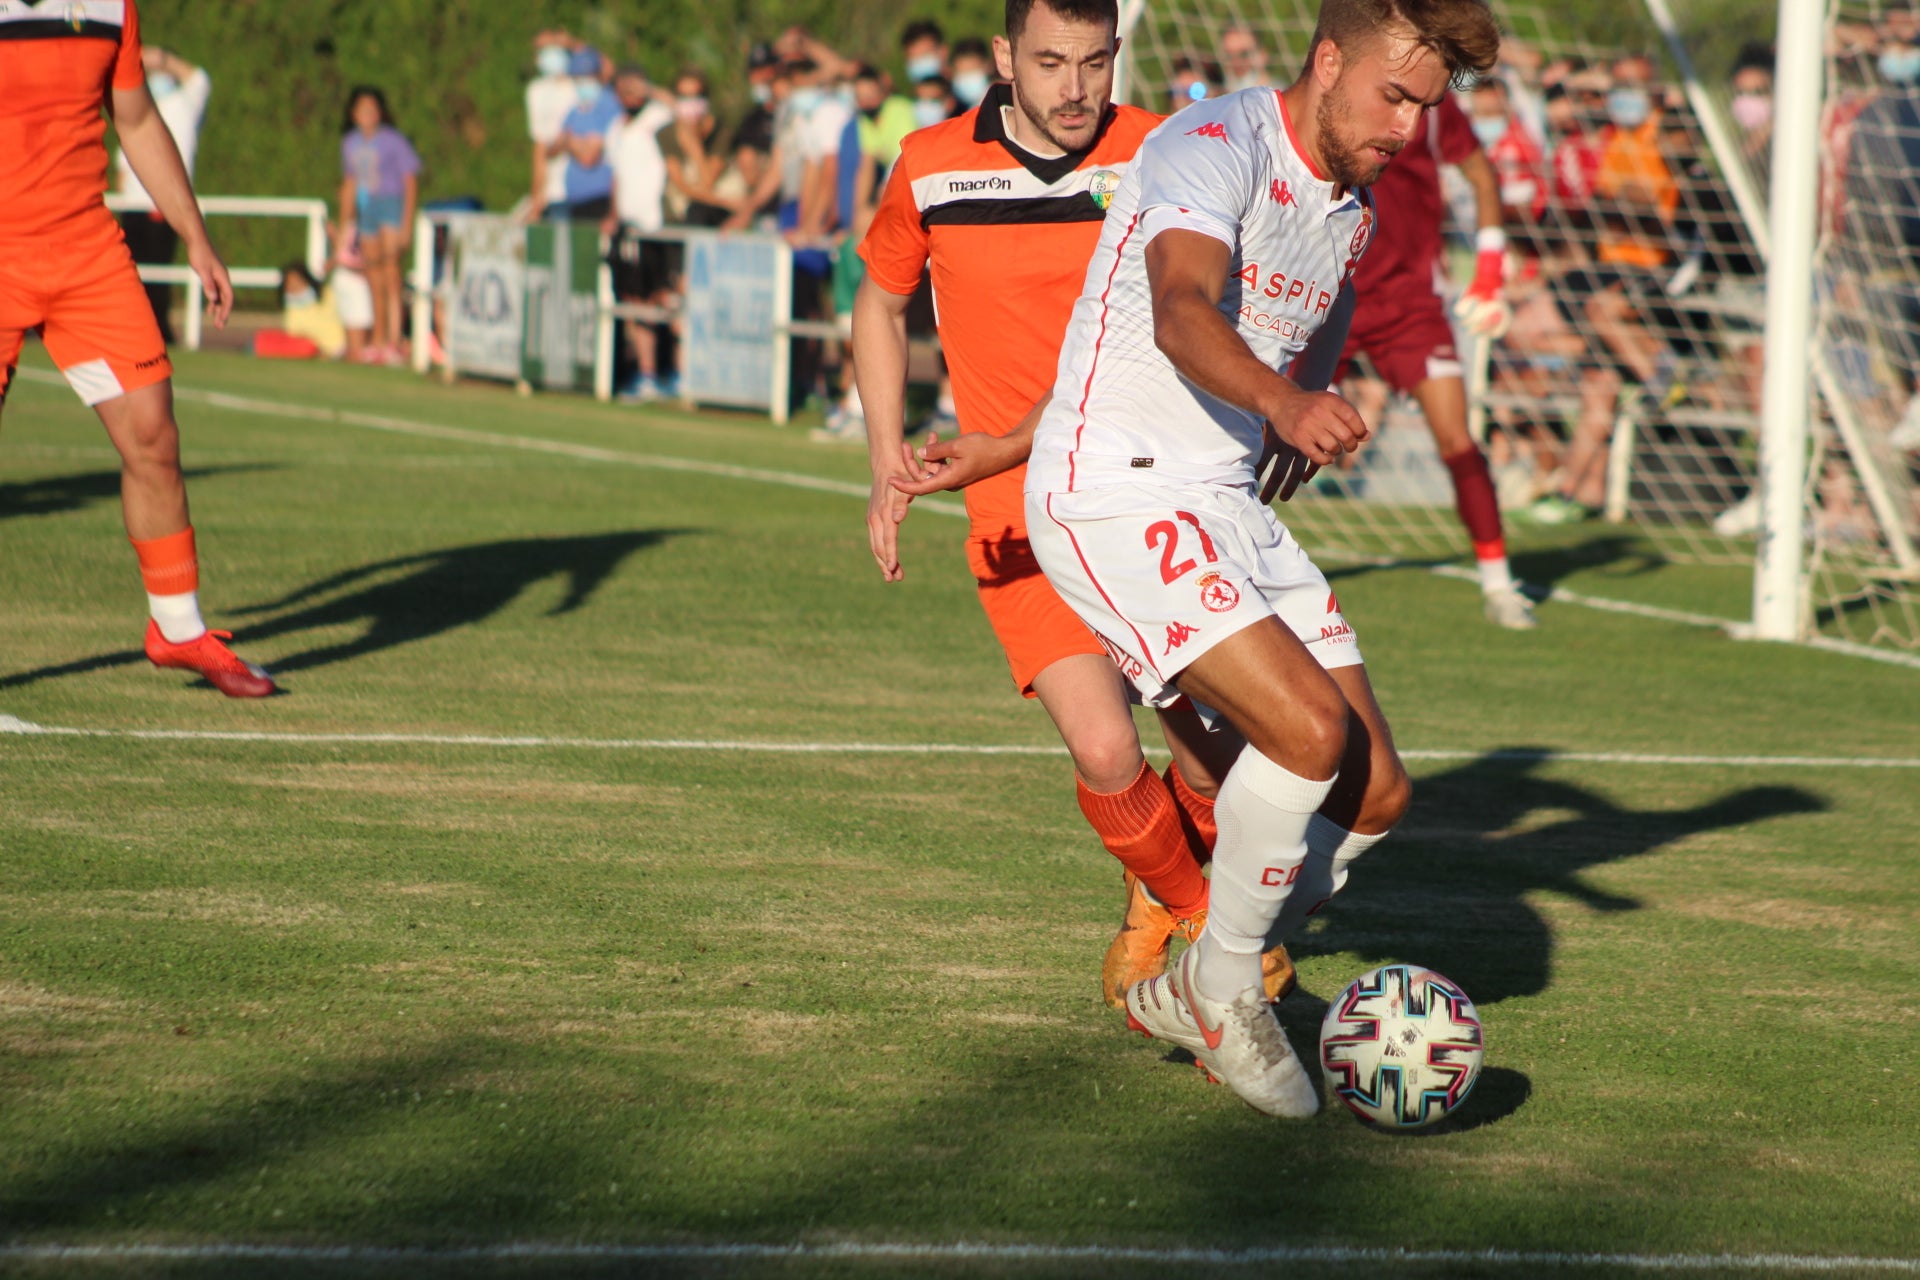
xmin=136 ymin=0 xmax=1777 ymax=269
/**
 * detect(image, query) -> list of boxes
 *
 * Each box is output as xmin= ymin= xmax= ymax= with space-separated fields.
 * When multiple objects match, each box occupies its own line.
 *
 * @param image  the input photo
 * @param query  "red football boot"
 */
xmin=144 ymin=621 xmax=276 ymax=698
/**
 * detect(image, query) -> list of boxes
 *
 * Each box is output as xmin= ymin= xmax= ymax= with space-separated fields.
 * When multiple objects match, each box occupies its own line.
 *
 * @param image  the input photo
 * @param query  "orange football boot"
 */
xmin=144 ymin=622 xmax=276 ymax=698
xmin=1102 ymin=872 xmax=1298 ymax=1007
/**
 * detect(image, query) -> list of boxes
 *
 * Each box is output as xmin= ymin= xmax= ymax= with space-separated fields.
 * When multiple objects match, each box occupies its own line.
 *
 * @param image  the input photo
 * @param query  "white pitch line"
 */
xmin=15 ymin=367 xmax=1920 ymax=670
xmin=3 ymin=715 xmax=1914 ymax=768
xmin=1 ymin=1242 xmax=1917 ymax=1272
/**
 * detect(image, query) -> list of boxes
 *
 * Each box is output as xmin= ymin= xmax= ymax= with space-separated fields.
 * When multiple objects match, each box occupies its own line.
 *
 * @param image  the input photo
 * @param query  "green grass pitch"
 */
xmin=2 ymin=349 xmax=1918 ymax=1279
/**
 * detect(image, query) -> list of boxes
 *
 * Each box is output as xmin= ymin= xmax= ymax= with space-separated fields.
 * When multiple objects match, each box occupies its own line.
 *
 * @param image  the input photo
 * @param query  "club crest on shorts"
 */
xmin=1197 ymin=571 xmax=1240 ymax=613
xmin=1089 ymin=170 xmax=1120 ymax=211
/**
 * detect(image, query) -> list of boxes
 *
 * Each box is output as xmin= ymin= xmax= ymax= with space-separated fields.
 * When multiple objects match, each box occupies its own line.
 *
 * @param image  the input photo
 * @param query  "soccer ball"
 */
xmin=1319 ymin=965 xmax=1484 ymax=1129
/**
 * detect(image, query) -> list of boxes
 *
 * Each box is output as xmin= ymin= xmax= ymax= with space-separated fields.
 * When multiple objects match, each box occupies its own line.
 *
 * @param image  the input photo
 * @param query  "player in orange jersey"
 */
xmin=855 ymin=0 xmax=1293 ymax=1009
xmin=1 ymin=0 xmax=272 ymax=696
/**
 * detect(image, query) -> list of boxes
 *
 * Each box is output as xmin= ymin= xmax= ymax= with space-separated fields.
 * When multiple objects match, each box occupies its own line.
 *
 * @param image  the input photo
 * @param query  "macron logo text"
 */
xmin=947 ymin=176 xmax=1013 ymax=193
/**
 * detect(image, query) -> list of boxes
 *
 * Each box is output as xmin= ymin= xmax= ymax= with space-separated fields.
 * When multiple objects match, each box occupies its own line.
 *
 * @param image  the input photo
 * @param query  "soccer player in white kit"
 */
xmin=1025 ymin=0 xmax=1501 ymax=1116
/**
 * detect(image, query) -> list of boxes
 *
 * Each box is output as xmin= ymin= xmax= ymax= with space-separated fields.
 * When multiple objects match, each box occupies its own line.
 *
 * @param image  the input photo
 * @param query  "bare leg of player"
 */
xmin=96 ymin=380 xmax=189 ymax=540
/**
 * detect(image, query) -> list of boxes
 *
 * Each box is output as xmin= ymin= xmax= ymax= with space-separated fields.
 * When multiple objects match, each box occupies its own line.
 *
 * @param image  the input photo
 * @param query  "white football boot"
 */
xmin=1483 ymin=586 xmax=1539 ymax=630
xmin=1123 ymin=945 xmax=1319 ymax=1118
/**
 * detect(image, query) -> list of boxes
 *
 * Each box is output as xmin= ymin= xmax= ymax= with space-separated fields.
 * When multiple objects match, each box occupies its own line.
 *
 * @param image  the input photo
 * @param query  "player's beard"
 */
xmin=1014 ymin=87 xmax=1105 ymax=153
xmin=1315 ymin=77 xmax=1401 ymax=189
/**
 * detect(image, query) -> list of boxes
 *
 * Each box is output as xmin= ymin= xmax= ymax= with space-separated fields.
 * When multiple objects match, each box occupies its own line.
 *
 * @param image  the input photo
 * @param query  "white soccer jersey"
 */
xmin=1025 ymin=87 xmax=1376 ymax=496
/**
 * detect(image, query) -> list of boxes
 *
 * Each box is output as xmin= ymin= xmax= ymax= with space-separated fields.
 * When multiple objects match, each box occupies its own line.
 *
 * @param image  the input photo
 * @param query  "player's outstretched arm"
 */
xmin=852 ymin=277 xmax=919 ymax=582
xmin=111 ymin=81 xmax=231 ymax=328
xmin=1145 ymin=229 xmax=1365 ymax=466
xmin=891 ymin=394 xmax=1050 ymax=497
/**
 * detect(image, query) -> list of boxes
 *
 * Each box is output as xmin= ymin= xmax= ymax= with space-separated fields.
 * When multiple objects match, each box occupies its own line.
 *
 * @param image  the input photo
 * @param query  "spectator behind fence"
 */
xmin=900 ymin=19 xmax=949 ymax=84
xmin=556 ymin=48 xmax=620 ymax=222
xmin=526 ymin=30 xmax=576 ymax=219
xmin=912 ymin=74 xmax=958 ymax=127
xmin=1549 ymin=68 xmax=1611 ymax=225
xmin=1167 ymin=55 xmax=1219 ymax=111
xmin=948 ymin=37 xmax=994 ymax=109
xmin=1729 ymin=42 xmax=1774 ymax=177
xmin=737 ymin=42 xmax=782 ymax=157
xmin=1594 ymin=55 xmax=1677 ymax=268
xmin=1218 ymin=23 xmax=1270 ymax=91
xmin=664 ymin=72 xmax=733 ymax=227
xmin=1469 ymin=75 xmax=1547 ymax=223
xmin=338 ymin=85 xmax=419 ymax=366
xmin=114 ymin=45 xmax=209 ymax=347
xmin=854 ymin=64 xmax=916 ymax=185
xmin=606 ymin=64 xmax=679 ymax=403
xmin=607 ymin=65 xmax=674 ymax=234
xmin=260 ymin=261 xmax=347 ymax=361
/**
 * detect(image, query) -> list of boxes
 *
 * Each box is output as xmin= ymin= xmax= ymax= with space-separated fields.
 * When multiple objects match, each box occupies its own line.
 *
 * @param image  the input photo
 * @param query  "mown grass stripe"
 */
xmin=1 ymin=1242 xmax=1917 ymax=1271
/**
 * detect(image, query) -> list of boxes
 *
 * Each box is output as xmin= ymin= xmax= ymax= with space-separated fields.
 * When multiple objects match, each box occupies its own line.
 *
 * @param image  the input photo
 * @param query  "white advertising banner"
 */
xmin=680 ymin=232 xmax=785 ymax=412
xmin=445 ymin=215 xmax=524 ymax=382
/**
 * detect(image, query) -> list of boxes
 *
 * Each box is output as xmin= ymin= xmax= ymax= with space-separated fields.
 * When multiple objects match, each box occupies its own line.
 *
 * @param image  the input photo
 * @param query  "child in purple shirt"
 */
xmin=338 ymin=85 xmax=420 ymax=364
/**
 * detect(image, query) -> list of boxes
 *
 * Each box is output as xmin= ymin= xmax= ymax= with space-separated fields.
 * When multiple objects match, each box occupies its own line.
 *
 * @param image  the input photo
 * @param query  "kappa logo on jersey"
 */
xmin=1163 ymin=621 xmax=1200 ymax=655
xmin=1185 ymin=121 xmax=1229 ymax=143
xmin=1197 ymin=571 xmax=1240 ymax=613
xmin=1090 ymin=169 xmax=1121 ymax=211
xmin=1271 ymin=179 xmax=1296 ymax=207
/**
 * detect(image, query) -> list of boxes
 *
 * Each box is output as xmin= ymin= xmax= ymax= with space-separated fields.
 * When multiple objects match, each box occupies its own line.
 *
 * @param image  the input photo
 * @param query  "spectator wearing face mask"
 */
xmin=852 ymin=64 xmax=917 ymax=184
xmin=1728 ymin=44 xmax=1774 ymax=175
xmin=912 ymin=74 xmax=958 ymax=127
xmin=948 ymin=37 xmax=995 ymax=110
xmin=1880 ymin=6 xmax=1920 ymax=85
xmin=526 ymin=31 xmax=577 ymax=220
xmin=1217 ymin=23 xmax=1270 ymax=92
xmin=900 ymin=19 xmax=948 ymax=86
xmin=114 ymin=46 xmax=210 ymax=346
xmin=1468 ymin=75 xmax=1546 ymax=223
xmin=555 ymin=48 xmax=621 ymax=222
xmin=1595 ymin=54 xmax=1678 ymax=268
xmin=1547 ymin=68 xmax=1610 ymax=226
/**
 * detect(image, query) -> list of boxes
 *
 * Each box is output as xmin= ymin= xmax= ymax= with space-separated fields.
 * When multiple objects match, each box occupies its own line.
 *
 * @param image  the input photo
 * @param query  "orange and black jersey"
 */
xmin=0 ymin=0 xmax=148 ymax=252
xmin=861 ymin=84 xmax=1160 ymax=539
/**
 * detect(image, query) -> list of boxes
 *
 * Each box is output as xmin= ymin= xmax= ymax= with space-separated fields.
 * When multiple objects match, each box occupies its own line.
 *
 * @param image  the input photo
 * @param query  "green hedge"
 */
xmin=133 ymin=0 xmax=1771 ymax=273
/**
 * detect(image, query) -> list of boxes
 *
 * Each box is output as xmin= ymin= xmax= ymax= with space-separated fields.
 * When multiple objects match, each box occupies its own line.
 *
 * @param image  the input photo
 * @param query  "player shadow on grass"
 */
xmin=218 ymin=530 xmax=694 ymax=676
xmin=1284 ymin=749 xmax=1827 ymax=1010
xmin=1319 ymin=531 xmax=1663 ymax=597
xmin=0 ymin=530 xmax=688 ymax=691
xmin=0 ymin=465 xmax=278 ymax=523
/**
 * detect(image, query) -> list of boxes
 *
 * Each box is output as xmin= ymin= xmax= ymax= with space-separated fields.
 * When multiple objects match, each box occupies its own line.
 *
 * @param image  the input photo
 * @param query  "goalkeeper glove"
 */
xmin=1453 ymin=227 xmax=1512 ymax=338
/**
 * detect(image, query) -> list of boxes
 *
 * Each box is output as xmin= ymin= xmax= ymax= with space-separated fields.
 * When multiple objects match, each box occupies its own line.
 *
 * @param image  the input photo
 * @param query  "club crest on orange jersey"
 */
xmin=1089 ymin=169 xmax=1120 ymax=211
xmin=1197 ymin=572 xmax=1240 ymax=613
xmin=1186 ymin=121 xmax=1229 ymax=143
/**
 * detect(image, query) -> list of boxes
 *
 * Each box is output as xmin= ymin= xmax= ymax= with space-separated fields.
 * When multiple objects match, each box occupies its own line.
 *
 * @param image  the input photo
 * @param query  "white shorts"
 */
xmin=332 ymin=269 xmax=374 ymax=331
xmin=1027 ymin=482 xmax=1362 ymax=710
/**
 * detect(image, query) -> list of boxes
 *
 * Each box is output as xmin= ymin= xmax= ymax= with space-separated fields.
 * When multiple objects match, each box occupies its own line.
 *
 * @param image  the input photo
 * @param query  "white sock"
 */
xmin=1266 ymin=813 xmax=1388 ymax=945
xmin=1191 ymin=747 xmax=1336 ymax=1004
xmin=147 ymin=591 xmax=207 ymax=644
xmin=1478 ymin=555 xmax=1515 ymax=595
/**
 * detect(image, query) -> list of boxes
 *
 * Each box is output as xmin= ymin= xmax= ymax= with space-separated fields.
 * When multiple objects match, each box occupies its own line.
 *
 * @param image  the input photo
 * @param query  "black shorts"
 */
xmin=611 ymin=235 xmax=681 ymax=303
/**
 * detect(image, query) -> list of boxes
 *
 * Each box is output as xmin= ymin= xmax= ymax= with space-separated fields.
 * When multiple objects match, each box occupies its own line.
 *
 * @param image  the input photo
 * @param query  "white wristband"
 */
xmin=1476 ymin=226 xmax=1508 ymax=254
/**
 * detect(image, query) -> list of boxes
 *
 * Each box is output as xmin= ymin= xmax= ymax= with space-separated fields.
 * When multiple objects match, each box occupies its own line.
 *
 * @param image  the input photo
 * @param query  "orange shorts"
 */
xmin=0 ymin=234 xmax=171 ymax=407
xmin=966 ymin=529 xmax=1109 ymax=697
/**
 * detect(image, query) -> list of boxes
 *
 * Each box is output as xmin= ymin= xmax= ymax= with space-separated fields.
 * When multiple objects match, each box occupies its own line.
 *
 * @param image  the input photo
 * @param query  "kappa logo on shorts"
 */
xmin=1197 ymin=571 xmax=1240 ymax=613
xmin=1163 ymin=621 xmax=1199 ymax=655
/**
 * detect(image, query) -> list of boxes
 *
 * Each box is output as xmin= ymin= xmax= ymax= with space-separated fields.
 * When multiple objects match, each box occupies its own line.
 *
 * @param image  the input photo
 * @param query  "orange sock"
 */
xmin=1163 ymin=761 xmax=1218 ymax=863
xmin=130 ymin=526 xmax=199 ymax=596
xmin=1077 ymin=762 xmax=1208 ymax=917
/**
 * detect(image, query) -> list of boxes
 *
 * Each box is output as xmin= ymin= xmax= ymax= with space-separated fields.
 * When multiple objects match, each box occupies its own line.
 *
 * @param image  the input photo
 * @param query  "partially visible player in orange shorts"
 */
xmin=854 ymin=0 xmax=1293 ymax=1009
xmin=1 ymin=0 xmax=273 ymax=696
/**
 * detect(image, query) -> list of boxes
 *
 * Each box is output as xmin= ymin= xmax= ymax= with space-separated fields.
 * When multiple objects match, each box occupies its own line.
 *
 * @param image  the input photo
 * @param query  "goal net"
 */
xmin=1116 ymin=0 xmax=1920 ymax=654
